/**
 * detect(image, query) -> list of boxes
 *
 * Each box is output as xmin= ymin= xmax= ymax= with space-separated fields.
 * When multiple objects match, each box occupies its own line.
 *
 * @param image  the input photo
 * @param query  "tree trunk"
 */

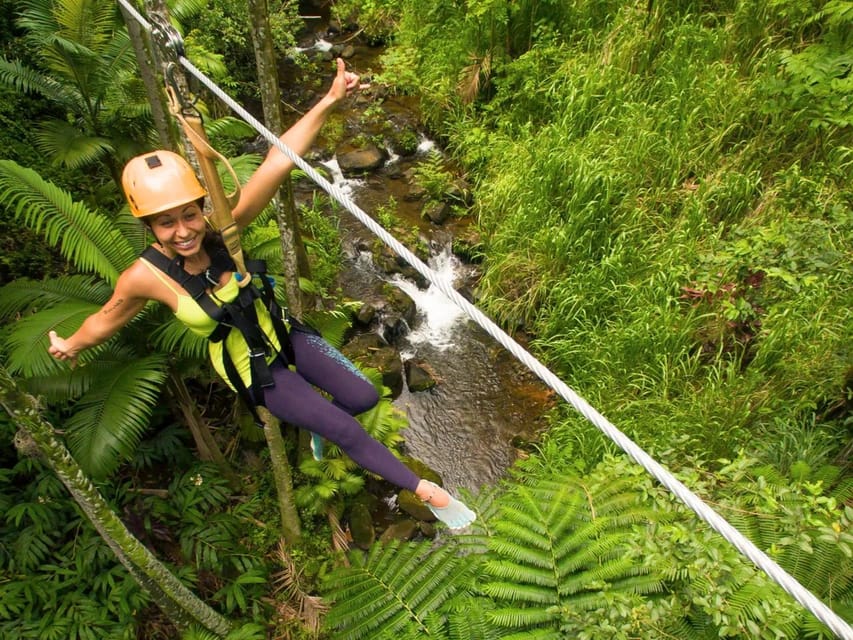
xmin=246 ymin=0 xmax=314 ymax=319
xmin=0 ymin=366 xmax=232 ymax=638
xmin=257 ymin=407 xmax=302 ymax=543
xmin=119 ymin=2 xmax=176 ymax=150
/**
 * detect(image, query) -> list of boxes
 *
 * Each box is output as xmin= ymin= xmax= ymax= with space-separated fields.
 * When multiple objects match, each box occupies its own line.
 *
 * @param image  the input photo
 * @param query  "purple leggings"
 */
xmin=261 ymin=329 xmax=420 ymax=492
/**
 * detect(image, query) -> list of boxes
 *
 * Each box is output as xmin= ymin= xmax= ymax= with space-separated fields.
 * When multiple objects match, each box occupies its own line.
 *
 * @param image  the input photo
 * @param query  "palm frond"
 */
xmin=205 ymin=116 xmax=256 ymax=141
xmin=64 ymin=349 xmax=169 ymax=478
xmin=303 ymin=308 xmax=353 ymax=349
xmin=34 ymin=120 xmax=114 ymax=169
xmin=169 ymin=0 xmax=211 ymax=26
xmin=51 ymin=0 xmax=120 ymax=52
xmin=0 ymin=159 xmax=137 ymax=282
xmin=4 ymin=298 xmax=106 ymax=377
xmin=0 ymin=58 xmax=76 ymax=105
xmin=112 ymin=209 xmax=148 ymax=253
xmin=0 ymin=275 xmax=111 ymax=321
xmin=219 ymin=154 xmax=263 ymax=193
xmin=18 ymin=366 xmax=99 ymax=403
xmin=149 ymin=315 xmax=210 ymax=361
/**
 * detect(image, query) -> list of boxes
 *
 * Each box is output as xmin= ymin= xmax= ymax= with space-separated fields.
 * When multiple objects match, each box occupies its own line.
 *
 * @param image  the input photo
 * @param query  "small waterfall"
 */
xmin=320 ymin=157 xmax=363 ymax=199
xmin=391 ymin=248 xmax=466 ymax=351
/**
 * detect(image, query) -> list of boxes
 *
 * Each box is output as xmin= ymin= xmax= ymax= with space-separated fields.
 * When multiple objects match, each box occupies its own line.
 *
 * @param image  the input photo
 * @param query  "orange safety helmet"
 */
xmin=122 ymin=150 xmax=207 ymax=218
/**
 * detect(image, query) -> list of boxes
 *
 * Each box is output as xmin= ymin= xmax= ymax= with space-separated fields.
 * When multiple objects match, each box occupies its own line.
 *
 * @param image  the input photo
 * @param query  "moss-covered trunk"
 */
xmin=0 ymin=366 xmax=233 ymax=638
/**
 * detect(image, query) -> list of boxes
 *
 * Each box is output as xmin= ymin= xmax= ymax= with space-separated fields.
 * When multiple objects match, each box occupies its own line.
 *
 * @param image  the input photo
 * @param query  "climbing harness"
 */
xmin=116 ymin=1 xmax=852 ymax=637
xmin=140 ymin=243 xmax=295 ymax=427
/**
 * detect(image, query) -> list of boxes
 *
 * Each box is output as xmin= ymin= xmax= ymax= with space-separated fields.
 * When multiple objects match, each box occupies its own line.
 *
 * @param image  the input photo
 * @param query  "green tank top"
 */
xmin=140 ymin=257 xmax=281 ymax=390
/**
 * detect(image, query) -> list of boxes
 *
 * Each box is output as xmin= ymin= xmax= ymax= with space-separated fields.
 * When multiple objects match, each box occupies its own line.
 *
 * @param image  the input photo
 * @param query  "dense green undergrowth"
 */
xmin=378 ymin=0 xmax=852 ymax=475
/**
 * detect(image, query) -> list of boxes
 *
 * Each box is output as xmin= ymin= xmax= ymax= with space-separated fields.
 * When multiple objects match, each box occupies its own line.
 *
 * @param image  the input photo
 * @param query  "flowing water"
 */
xmin=291 ymin=28 xmax=553 ymax=495
xmin=328 ymin=166 xmax=552 ymax=495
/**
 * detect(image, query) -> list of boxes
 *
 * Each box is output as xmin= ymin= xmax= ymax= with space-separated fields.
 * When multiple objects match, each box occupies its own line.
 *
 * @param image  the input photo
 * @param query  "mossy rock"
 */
xmin=379 ymin=519 xmax=419 ymax=543
xmin=349 ymin=502 xmax=376 ymax=549
xmin=397 ymin=457 xmax=443 ymax=522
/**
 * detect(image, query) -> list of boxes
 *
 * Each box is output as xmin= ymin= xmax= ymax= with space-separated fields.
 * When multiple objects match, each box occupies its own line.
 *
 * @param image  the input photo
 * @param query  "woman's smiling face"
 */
xmin=148 ymin=202 xmax=206 ymax=257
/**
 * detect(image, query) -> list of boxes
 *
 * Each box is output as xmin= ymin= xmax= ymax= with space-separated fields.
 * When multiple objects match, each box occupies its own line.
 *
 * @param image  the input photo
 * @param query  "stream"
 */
xmin=287 ymin=21 xmax=554 ymax=496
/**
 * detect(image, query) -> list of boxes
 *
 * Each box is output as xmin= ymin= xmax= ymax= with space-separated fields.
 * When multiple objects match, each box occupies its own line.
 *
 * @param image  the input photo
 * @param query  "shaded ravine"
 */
xmin=289 ymin=24 xmax=553 ymax=495
xmin=332 ymin=177 xmax=552 ymax=494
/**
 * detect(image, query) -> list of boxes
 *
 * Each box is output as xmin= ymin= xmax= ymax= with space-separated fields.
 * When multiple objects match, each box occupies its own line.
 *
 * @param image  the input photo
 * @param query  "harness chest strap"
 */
xmin=140 ymin=246 xmax=295 ymax=417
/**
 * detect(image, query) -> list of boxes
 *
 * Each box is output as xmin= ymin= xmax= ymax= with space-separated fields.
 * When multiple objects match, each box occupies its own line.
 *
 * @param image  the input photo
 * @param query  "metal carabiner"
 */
xmin=148 ymin=13 xmax=197 ymax=115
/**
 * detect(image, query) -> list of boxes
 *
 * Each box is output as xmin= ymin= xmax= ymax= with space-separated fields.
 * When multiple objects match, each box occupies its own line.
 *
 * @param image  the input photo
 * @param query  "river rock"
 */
xmin=349 ymin=502 xmax=376 ymax=549
xmin=378 ymin=519 xmax=419 ymax=543
xmin=354 ymin=302 xmax=377 ymax=326
xmin=396 ymin=457 xmax=444 ymax=522
xmin=446 ymin=178 xmax=474 ymax=206
xmin=386 ymin=286 xmax=418 ymax=327
xmin=342 ymin=338 xmax=404 ymax=397
xmin=422 ymin=201 xmax=452 ymax=225
xmin=397 ymin=490 xmax=435 ymax=522
xmin=403 ymin=183 xmax=427 ymax=202
xmin=337 ymin=144 xmax=386 ymax=175
xmin=405 ymin=359 xmax=438 ymax=392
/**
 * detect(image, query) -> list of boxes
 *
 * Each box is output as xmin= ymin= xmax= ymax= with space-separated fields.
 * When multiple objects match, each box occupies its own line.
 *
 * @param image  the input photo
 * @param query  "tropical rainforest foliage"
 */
xmin=1 ymin=0 xmax=851 ymax=638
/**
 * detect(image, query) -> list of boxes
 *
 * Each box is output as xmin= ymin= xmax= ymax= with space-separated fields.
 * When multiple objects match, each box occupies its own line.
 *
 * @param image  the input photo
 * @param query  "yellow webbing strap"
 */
xmin=165 ymin=85 xmax=250 ymax=282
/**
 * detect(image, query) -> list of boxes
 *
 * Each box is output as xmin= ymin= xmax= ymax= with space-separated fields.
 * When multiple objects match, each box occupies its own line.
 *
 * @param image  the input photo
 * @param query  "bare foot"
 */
xmin=415 ymin=480 xmax=450 ymax=508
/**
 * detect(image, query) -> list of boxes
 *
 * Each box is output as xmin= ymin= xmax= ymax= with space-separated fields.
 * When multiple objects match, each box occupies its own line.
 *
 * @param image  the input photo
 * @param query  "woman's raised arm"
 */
xmin=231 ymin=58 xmax=361 ymax=228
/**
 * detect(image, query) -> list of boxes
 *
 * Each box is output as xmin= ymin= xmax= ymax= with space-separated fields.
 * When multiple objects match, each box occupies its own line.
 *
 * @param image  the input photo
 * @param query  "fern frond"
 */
xmin=323 ymin=540 xmax=476 ymax=640
xmin=0 ymin=160 xmax=137 ymax=282
xmin=487 ymin=605 xmax=558 ymax=628
xmin=483 ymin=469 xmax=659 ymax=638
xmin=64 ymin=350 xmax=169 ymax=478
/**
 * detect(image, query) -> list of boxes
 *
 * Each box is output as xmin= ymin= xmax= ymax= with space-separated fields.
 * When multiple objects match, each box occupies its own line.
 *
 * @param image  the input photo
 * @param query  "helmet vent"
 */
xmin=145 ymin=155 xmax=163 ymax=169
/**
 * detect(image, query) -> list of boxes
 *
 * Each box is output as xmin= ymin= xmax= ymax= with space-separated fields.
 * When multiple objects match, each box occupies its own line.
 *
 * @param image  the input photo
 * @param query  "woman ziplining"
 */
xmin=47 ymin=58 xmax=476 ymax=531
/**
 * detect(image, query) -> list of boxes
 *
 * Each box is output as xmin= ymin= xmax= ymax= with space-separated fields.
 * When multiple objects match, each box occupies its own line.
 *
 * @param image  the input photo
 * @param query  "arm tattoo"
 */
xmin=103 ymin=298 xmax=125 ymax=315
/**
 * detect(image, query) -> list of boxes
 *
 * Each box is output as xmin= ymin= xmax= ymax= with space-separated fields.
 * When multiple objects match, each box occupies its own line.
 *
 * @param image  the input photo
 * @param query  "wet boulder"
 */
xmin=354 ymin=302 xmax=377 ymax=327
xmin=337 ymin=144 xmax=386 ymax=175
xmin=349 ymin=502 xmax=376 ymax=549
xmin=405 ymin=359 xmax=438 ymax=392
xmin=422 ymin=201 xmax=452 ymax=225
xmin=342 ymin=337 xmax=404 ymax=397
xmin=379 ymin=519 xmax=419 ymax=543
xmin=396 ymin=457 xmax=444 ymax=523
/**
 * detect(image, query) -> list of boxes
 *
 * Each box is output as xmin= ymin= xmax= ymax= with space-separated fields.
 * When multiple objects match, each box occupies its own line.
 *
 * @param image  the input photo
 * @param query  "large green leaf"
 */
xmin=34 ymin=120 xmax=115 ymax=169
xmin=64 ymin=349 xmax=169 ymax=478
xmin=0 ymin=160 xmax=137 ymax=283
xmin=4 ymin=299 xmax=104 ymax=377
